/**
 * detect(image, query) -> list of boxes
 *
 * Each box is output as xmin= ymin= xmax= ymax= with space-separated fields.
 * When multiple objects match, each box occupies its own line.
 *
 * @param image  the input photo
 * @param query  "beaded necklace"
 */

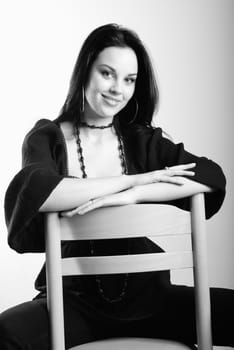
xmin=79 ymin=121 xmax=114 ymax=129
xmin=74 ymin=121 xmax=129 ymax=303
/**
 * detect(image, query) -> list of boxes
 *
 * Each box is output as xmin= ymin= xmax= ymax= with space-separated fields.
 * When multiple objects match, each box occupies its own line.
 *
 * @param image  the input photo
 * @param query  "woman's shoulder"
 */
xmin=26 ymin=118 xmax=59 ymax=134
xmin=122 ymin=123 xmax=164 ymax=142
xmin=24 ymin=118 xmax=61 ymax=142
xmin=21 ymin=118 xmax=65 ymax=157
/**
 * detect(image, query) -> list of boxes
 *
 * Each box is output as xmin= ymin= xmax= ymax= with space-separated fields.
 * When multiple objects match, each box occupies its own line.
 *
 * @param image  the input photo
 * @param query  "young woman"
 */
xmin=1 ymin=23 xmax=233 ymax=349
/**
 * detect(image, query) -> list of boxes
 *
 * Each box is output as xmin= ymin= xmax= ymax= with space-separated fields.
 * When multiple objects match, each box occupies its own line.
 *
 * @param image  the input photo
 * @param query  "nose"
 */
xmin=109 ymin=79 xmax=122 ymax=95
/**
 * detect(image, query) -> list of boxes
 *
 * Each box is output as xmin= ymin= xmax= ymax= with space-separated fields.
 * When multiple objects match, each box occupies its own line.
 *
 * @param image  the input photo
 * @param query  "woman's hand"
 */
xmin=61 ymin=187 xmax=137 ymax=216
xmin=134 ymin=163 xmax=196 ymax=186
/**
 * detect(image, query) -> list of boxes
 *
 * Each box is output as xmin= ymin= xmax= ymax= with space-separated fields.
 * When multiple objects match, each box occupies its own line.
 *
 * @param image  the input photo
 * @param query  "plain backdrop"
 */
xmin=0 ymin=2 xmax=233 ymax=347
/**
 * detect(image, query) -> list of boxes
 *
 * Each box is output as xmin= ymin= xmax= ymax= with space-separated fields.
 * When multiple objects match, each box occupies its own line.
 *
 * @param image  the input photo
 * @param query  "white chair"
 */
xmin=45 ymin=193 xmax=212 ymax=350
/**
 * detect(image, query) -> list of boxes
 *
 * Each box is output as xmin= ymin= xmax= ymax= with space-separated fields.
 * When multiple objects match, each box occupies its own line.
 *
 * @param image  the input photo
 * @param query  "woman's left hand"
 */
xmin=61 ymin=187 xmax=137 ymax=216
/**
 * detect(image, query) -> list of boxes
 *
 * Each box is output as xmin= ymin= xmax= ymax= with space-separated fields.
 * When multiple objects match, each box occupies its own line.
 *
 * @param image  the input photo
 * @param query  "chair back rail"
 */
xmin=60 ymin=204 xmax=191 ymax=240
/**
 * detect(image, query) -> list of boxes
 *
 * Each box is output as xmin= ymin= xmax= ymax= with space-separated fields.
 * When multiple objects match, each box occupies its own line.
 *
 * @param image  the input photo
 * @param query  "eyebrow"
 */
xmin=98 ymin=64 xmax=138 ymax=76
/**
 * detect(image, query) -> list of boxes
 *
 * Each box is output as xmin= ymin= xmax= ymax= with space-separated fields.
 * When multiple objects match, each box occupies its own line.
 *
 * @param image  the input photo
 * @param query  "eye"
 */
xmin=100 ymin=70 xmax=113 ymax=79
xmin=125 ymin=77 xmax=137 ymax=85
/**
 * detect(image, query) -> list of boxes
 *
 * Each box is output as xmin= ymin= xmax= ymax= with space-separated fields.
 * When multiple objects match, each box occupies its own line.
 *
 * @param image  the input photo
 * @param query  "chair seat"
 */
xmin=70 ymin=337 xmax=193 ymax=349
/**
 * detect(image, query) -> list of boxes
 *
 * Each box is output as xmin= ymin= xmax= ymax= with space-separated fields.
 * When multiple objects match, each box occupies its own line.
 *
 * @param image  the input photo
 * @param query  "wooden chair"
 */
xmin=45 ymin=193 xmax=213 ymax=350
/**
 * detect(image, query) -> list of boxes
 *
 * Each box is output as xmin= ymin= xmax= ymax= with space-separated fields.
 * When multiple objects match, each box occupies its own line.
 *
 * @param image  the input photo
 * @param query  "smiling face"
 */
xmin=84 ymin=46 xmax=138 ymax=123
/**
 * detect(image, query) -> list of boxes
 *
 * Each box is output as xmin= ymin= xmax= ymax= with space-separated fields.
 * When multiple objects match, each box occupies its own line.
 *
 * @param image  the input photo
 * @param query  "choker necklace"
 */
xmin=80 ymin=121 xmax=113 ymax=129
xmin=74 ymin=122 xmax=129 ymax=303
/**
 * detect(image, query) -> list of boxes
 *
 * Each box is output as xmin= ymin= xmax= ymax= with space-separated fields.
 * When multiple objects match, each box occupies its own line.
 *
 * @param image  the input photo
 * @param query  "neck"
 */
xmin=77 ymin=119 xmax=116 ymax=141
xmin=82 ymin=103 xmax=114 ymax=128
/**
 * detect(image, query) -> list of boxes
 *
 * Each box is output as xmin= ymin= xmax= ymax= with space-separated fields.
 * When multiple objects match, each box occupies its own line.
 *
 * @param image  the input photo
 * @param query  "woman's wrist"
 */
xmin=125 ymin=174 xmax=139 ymax=188
xmin=131 ymin=179 xmax=214 ymax=204
xmin=130 ymin=173 xmax=149 ymax=187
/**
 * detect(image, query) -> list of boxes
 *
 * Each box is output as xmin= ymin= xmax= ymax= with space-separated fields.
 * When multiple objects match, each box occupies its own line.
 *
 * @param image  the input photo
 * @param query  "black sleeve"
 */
xmin=147 ymin=128 xmax=226 ymax=219
xmin=4 ymin=119 xmax=65 ymax=253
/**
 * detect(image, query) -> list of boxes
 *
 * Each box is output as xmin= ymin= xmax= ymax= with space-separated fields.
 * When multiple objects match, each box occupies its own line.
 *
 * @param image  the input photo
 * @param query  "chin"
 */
xmin=100 ymin=105 xmax=126 ymax=118
xmin=98 ymin=109 xmax=118 ymax=119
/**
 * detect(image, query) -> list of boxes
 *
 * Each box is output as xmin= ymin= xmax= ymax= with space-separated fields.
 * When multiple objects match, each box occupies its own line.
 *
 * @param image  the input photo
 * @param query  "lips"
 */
xmin=102 ymin=94 xmax=122 ymax=106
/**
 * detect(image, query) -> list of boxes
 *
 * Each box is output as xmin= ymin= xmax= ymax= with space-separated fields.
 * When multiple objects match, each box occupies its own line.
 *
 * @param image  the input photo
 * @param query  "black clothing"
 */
xmin=0 ymin=286 xmax=233 ymax=349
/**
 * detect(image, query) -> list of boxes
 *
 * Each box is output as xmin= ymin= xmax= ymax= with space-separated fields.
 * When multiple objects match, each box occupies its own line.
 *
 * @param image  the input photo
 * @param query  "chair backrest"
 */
xmin=45 ymin=193 xmax=212 ymax=350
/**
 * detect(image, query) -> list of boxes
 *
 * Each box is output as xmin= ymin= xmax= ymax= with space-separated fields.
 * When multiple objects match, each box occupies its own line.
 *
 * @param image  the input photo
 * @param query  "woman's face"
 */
xmin=84 ymin=46 xmax=138 ymax=120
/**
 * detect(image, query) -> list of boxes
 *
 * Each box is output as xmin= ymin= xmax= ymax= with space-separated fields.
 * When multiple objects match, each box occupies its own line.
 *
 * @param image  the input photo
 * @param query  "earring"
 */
xmin=127 ymin=97 xmax=138 ymax=124
xmin=80 ymin=86 xmax=85 ymax=113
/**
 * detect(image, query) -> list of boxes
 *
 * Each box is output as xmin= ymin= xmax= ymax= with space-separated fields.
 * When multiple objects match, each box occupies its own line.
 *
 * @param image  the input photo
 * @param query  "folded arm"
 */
xmin=62 ymin=175 xmax=213 ymax=216
xmin=134 ymin=177 xmax=213 ymax=203
xmin=39 ymin=164 xmax=196 ymax=212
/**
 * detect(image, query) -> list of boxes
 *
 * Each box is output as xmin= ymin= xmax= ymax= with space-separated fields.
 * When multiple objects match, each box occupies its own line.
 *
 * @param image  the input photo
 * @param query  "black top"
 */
xmin=4 ymin=117 xmax=226 ymax=319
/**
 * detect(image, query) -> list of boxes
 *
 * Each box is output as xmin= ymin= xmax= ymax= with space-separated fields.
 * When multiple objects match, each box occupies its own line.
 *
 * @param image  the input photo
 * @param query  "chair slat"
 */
xmin=60 ymin=204 xmax=191 ymax=240
xmin=61 ymin=251 xmax=193 ymax=275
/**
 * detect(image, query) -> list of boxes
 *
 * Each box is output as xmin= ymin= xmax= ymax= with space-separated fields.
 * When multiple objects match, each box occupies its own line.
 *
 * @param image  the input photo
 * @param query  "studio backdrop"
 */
xmin=0 ymin=0 xmax=233 ymax=312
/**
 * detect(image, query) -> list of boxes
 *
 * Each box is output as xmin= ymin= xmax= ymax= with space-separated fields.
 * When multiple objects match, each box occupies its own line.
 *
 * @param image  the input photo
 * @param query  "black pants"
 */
xmin=0 ymin=285 xmax=233 ymax=349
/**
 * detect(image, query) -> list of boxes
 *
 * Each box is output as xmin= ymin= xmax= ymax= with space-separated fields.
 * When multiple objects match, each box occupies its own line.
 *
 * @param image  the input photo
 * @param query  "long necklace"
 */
xmin=74 ymin=122 xmax=129 ymax=303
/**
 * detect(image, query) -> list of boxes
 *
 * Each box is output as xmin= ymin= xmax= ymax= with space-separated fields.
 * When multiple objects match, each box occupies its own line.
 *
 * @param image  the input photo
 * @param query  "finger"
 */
xmin=76 ymin=200 xmax=95 ymax=211
xmin=75 ymin=198 xmax=102 ymax=213
xmin=77 ymin=204 xmax=96 ymax=215
xmin=166 ymin=170 xmax=195 ymax=177
xmin=168 ymin=163 xmax=196 ymax=170
xmin=61 ymin=202 xmax=99 ymax=216
xmin=78 ymin=198 xmax=106 ymax=215
xmin=61 ymin=199 xmax=99 ymax=217
xmin=60 ymin=208 xmax=81 ymax=217
xmin=158 ymin=176 xmax=185 ymax=185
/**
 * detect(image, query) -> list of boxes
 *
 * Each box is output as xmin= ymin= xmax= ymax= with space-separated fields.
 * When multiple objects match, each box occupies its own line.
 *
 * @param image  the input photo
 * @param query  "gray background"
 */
xmin=0 ymin=1 xmax=233 ymax=348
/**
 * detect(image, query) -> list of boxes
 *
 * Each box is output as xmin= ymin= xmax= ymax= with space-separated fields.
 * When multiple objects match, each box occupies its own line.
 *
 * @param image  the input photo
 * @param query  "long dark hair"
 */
xmin=58 ymin=23 xmax=159 ymax=126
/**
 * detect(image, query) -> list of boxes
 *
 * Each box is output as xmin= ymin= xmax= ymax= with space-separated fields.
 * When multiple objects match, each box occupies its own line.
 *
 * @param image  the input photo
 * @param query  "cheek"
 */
xmin=85 ymin=81 xmax=101 ymax=104
xmin=124 ymin=86 xmax=135 ymax=102
xmin=89 ymin=72 xmax=109 ymax=91
xmin=86 ymin=72 xmax=99 ymax=93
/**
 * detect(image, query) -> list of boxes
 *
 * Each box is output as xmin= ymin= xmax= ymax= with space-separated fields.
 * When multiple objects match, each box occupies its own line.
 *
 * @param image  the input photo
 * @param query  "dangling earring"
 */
xmin=127 ymin=97 xmax=138 ymax=124
xmin=80 ymin=86 xmax=85 ymax=113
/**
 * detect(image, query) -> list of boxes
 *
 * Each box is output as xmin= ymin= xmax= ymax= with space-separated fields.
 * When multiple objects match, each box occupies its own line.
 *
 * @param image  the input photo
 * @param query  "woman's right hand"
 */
xmin=133 ymin=163 xmax=196 ymax=187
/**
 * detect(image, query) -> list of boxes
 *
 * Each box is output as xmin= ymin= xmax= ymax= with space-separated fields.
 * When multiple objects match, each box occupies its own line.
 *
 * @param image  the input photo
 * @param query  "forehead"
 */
xmin=94 ymin=46 xmax=138 ymax=74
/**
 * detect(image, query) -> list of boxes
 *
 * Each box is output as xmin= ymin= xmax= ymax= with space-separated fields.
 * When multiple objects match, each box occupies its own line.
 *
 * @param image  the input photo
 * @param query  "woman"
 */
xmin=1 ymin=23 xmax=233 ymax=349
